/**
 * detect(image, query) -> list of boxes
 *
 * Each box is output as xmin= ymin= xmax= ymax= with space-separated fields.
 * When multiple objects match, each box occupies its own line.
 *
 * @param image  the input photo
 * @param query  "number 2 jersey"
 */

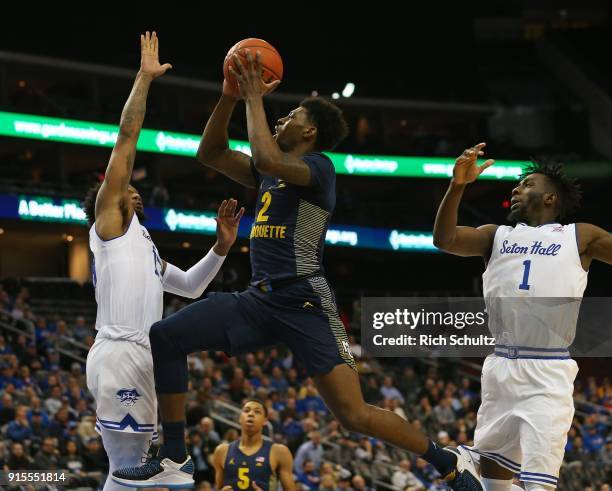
xmin=249 ymin=152 xmax=335 ymax=285
xmin=482 ymin=222 xmax=588 ymax=349
xmin=89 ymin=213 xmax=164 ymax=348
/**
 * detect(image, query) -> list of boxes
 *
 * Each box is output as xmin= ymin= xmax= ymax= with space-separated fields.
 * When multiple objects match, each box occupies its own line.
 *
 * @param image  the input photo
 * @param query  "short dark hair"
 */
xmin=520 ymin=160 xmax=582 ymax=221
xmin=82 ymin=182 xmax=102 ymax=227
xmin=300 ymin=97 xmax=349 ymax=151
xmin=243 ymin=398 xmax=268 ymax=417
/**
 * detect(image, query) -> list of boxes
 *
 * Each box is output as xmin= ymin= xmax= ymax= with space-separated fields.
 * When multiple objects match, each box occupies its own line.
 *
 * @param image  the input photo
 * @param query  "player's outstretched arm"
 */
xmin=577 ymin=223 xmax=612 ymax=266
xmin=197 ymin=86 xmax=259 ymax=188
xmin=95 ymin=31 xmax=171 ymax=240
xmin=161 ymin=199 xmax=244 ymax=298
xmin=274 ymin=444 xmax=297 ymax=491
xmin=433 ymin=143 xmax=497 ymax=257
xmin=230 ymin=51 xmax=312 ymax=186
xmin=213 ymin=443 xmax=229 ymax=491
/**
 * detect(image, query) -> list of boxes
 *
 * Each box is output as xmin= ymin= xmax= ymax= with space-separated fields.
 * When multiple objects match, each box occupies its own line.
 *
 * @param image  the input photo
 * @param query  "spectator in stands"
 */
xmin=351 ymin=474 xmax=373 ymax=491
xmin=188 ymin=430 xmax=212 ymax=484
xmin=82 ymin=437 xmax=108 ymax=473
xmin=0 ymin=392 xmax=15 ymax=425
xmin=296 ymin=459 xmax=321 ymax=491
xmin=4 ymin=442 xmax=32 ymax=470
xmin=29 ymin=409 xmax=49 ymax=442
xmin=297 ymin=385 xmax=327 ymax=417
xmin=34 ymin=437 xmax=60 ymax=469
xmin=320 ymin=473 xmax=337 ymax=491
xmin=0 ymin=335 xmax=12 ymax=355
xmin=45 ymin=385 xmax=63 ymax=416
xmin=391 ymin=459 xmax=425 ymax=491
xmin=583 ymin=424 xmax=606 ymax=455
xmin=433 ymin=397 xmax=456 ymax=426
xmin=565 ymin=436 xmax=592 ymax=465
xmin=379 ymin=376 xmax=404 ymax=404
xmin=270 ymin=366 xmax=289 ymax=394
xmin=7 ymin=405 xmax=32 ymax=442
xmin=294 ymin=431 xmax=324 ymax=473
xmin=354 ymin=437 xmax=373 ymax=462
xmin=72 ymin=316 xmax=90 ymax=342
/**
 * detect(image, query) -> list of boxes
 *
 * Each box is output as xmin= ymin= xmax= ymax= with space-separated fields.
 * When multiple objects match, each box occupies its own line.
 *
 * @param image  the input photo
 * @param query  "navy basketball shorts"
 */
xmin=155 ymin=275 xmax=357 ymax=377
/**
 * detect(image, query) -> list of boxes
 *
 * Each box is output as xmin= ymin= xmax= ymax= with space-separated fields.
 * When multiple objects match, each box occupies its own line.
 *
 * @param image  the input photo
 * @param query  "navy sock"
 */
xmin=421 ymin=440 xmax=457 ymax=476
xmin=161 ymin=421 xmax=187 ymax=463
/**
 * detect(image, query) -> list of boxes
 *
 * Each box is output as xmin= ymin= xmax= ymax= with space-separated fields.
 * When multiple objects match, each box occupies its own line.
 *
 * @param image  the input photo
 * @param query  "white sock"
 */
xmin=483 ymin=478 xmax=513 ymax=491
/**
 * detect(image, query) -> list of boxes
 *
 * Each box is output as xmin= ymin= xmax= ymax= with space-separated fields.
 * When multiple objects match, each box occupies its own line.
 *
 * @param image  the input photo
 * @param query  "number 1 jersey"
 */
xmin=482 ymin=223 xmax=588 ymax=349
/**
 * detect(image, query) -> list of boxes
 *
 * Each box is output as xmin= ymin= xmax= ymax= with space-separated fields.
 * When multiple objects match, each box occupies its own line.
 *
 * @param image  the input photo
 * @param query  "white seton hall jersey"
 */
xmin=482 ymin=223 xmax=588 ymax=349
xmin=89 ymin=213 xmax=164 ymax=348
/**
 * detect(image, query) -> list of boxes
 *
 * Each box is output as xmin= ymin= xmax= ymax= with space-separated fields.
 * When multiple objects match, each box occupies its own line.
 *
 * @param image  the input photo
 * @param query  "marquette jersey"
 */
xmin=249 ymin=152 xmax=335 ymax=285
xmin=223 ymin=440 xmax=274 ymax=491
xmin=89 ymin=213 xmax=164 ymax=347
xmin=482 ymin=223 xmax=588 ymax=349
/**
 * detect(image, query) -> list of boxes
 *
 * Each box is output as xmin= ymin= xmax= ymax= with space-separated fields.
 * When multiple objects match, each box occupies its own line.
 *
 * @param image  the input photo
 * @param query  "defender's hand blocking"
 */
xmin=140 ymin=31 xmax=172 ymax=80
xmin=229 ymin=50 xmax=281 ymax=99
xmin=215 ymin=199 xmax=245 ymax=254
xmin=452 ymin=142 xmax=495 ymax=185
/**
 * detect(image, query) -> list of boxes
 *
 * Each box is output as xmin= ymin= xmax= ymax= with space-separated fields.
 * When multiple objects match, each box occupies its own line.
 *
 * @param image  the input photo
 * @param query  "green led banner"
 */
xmin=0 ymin=111 xmax=526 ymax=180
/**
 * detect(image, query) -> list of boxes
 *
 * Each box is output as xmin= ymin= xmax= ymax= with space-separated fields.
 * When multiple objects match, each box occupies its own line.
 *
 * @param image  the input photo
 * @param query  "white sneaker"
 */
xmin=112 ymin=455 xmax=195 ymax=489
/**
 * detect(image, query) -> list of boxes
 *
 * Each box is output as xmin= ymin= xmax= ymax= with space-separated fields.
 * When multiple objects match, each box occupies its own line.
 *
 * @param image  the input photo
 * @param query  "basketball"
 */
xmin=223 ymin=38 xmax=283 ymax=96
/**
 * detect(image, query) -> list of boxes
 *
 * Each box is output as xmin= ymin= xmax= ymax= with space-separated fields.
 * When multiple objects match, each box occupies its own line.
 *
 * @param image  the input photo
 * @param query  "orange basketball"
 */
xmin=223 ymin=38 xmax=283 ymax=97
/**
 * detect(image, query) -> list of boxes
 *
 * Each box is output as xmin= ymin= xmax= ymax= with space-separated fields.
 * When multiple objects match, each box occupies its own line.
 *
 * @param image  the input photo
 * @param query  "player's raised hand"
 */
xmin=230 ymin=50 xmax=281 ymax=99
xmin=139 ymin=31 xmax=172 ymax=80
xmin=214 ymin=198 xmax=245 ymax=255
xmin=452 ymin=142 xmax=495 ymax=185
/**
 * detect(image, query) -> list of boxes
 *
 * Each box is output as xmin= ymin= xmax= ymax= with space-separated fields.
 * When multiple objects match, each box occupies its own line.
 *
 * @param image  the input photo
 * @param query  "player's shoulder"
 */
xmin=271 ymin=443 xmax=292 ymax=458
xmin=302 ymin=152 xmax=334 ymax=168
xmin=271 ymin=443 xmax=293 ymax=467
xmin=214 ymin=441 xmax=231 ymax=457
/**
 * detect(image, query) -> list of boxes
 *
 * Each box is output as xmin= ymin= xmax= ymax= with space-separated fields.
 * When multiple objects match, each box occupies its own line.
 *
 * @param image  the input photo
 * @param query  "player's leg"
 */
xmin=480 ymin=457 xmax=515 ymax=491
xmin=271 ymin=277 xmax=482 ymax=489
xmin=150 ymin=291 xmax=269 ymax=460
xmin=516 ymin=360 xmax=577 ymax=490
xmin=101 ymin=428 xmax=151 ymax=490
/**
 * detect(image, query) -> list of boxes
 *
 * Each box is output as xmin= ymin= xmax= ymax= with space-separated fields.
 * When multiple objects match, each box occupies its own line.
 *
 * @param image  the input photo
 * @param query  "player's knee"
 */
xmin=149 ymin=320 xmax=169 ymax=351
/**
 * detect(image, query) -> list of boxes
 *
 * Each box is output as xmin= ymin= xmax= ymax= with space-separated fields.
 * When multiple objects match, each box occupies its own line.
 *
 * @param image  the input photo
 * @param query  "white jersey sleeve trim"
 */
xmin=162 ymin=249 xmax=226 ymax=299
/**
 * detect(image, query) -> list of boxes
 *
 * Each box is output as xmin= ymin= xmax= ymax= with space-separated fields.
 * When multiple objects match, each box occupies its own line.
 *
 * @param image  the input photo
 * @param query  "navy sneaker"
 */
xmin=443 ymin=446 xmax=484 ymax=491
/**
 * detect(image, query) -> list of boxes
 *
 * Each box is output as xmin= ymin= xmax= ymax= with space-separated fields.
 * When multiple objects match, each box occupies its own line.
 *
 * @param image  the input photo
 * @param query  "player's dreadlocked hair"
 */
xmin=520 ymin=160 xmax=582 ymax=221
xmin=300 ymin=97 xmax=349 ymax=151
xmin=82 ymin=182 xmax=102 ymax=227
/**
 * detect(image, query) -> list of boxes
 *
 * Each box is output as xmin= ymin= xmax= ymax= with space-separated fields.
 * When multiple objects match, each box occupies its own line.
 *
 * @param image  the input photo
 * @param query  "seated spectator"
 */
xmin=34 ymin=437 xmax=60 ymax=470
xmin=7 ymin=405 xmax=32 ymax=442
xmin=296 ymin=459 xmax=321 ymax=491
xmin=392 ymin=459 xmax=425 ymax=490
xmin=380 ymin=376 xmax=404 ymax=404
xmin=5 ymin=442 xmax=33 ymax=470
xmin=351 ymin=474 xmax=374 ymax=491
xmin=294 ymin=432 xmax=324 ymax=473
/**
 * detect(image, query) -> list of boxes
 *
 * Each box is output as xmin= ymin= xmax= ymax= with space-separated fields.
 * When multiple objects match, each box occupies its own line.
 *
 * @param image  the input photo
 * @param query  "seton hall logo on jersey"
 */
xmin=116 ymin=388 xmax=140 ymax=407
xmin=499 ymin=239 xmax=561 ymax=256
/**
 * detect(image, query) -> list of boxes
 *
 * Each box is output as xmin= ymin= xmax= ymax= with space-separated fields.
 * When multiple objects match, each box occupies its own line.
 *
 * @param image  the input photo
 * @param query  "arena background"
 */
xmin=0 ymin=3 xmax=610 ymax=490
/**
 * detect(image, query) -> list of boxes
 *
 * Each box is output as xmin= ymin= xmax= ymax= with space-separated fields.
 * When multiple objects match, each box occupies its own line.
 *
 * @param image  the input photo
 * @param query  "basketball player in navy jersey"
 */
xmin=433 ymin=142 xmax=612 ymax=491
xmin=213 ymin=399 xmax=295 ymax=491
xmin=114 ymin=50 xmax=483 ymax=490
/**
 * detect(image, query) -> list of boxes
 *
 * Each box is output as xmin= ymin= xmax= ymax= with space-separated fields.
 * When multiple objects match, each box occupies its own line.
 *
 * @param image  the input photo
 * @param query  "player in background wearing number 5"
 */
xmin=213 ymin=399 xmax=295 ymax=491
xmin=433 ymin=142 xmax=612 ymax=491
